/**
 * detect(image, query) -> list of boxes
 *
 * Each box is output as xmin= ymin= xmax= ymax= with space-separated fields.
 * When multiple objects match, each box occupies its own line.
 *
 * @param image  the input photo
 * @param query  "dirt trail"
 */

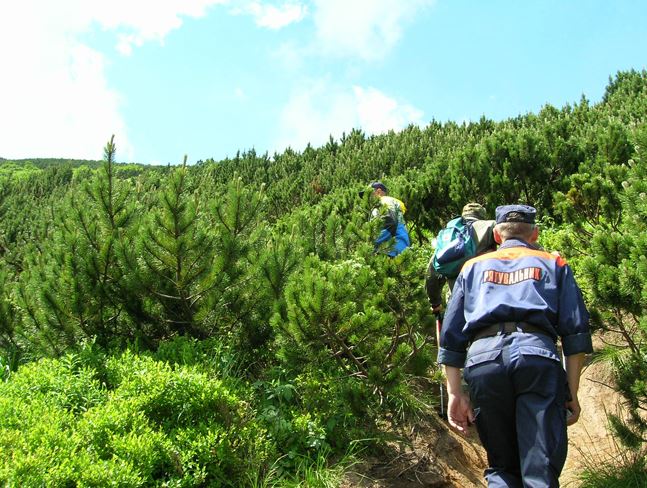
xmin=561 ymin=357 xmax=622 ymax=486
xmin=343 ymin=340 xmax=623 ymax=487
xmin=342 ymin=417 xmax=488 ymax=488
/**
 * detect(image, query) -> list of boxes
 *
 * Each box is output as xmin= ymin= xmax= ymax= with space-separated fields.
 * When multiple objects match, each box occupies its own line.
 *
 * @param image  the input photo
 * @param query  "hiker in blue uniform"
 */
xmin=437 ymin=204 xmax=592 ymax=488
xmin=368 ymin=182 xmax=410 ymax=257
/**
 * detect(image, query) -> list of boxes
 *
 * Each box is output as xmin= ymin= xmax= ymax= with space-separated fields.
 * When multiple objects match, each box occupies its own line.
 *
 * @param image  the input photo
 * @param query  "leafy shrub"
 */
xmin=105 ymin=351 xmax=242 ymax=428
xmin=0 ymin=349 xmax=271 ymax=487
xmin=255 ymin=375 xmax=329 ymax=463
xmin=0 ymin=353 xmax=105 ymax=413
xmin=153 ymin=335 xmax=243 ymax=380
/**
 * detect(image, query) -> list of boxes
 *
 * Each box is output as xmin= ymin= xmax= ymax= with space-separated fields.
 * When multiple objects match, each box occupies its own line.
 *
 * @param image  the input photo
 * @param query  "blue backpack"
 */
xmin=432 ymin=217 xmax=477 ymax=278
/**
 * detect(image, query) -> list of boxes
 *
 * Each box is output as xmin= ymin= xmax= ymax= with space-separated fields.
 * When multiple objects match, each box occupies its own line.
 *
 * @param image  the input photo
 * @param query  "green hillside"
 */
xmin=0 ymin=70 xmax=645 ymax=486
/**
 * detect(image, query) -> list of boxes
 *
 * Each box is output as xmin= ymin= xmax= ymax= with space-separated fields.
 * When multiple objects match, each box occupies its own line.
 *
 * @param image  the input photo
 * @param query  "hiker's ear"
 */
xmin=493 ymin=227 xmax=503 ymax=244
xmin=529 ymin=226 xmax=539 ymax=243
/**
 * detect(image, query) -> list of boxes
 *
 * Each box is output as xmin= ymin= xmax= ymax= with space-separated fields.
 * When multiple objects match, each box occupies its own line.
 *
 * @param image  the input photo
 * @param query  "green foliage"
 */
xmin=136 ymin=157 xmax=216 ymax=340
xmin=9 ymin=136 xmax=151 ymax=356
xmin=579 ymin=447 xmax=647 ymax=488
xmin=153 ymin=335 xmax=241 ymax=379
xmin=251 ymin=366 xmax=368 ymax=482
xmin=249 ymin=447 xmax=354 ymax=488
xmin=274 ymin=247 xmax=435 ymax=402
xmin=552 ymin=120 xmax=647 ymax=471
xmin=0 ymin=348 xmax=271 ymax=487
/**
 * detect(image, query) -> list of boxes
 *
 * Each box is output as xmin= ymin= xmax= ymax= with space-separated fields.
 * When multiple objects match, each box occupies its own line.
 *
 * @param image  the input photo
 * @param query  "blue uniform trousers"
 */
xmin=463 ymin=332 xmax=568 ymax=488
xmin=375 ymin=223 xmax=410 ymax=257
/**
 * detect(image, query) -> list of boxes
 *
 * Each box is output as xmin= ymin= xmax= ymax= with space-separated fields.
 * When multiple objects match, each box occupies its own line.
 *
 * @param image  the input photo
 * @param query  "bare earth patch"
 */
xmin=561 ymin=353 xmax=624 ymax=486
xmin=342 ymin=417 xmax=487 ymax=488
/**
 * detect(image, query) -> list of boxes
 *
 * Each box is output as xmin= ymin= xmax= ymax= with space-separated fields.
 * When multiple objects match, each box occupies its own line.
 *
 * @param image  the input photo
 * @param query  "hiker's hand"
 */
xmin=447 ymin=392 xmax=474 ymax=434
xmin=431 ymin=304 xmax=443 ymax=314
xmin=566 ymin=398 xmax=581 ymax=426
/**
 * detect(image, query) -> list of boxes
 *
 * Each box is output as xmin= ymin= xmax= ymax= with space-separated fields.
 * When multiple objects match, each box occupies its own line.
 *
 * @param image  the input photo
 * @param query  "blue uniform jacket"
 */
xmin=438 ymin=239 xmax=592 ymax=368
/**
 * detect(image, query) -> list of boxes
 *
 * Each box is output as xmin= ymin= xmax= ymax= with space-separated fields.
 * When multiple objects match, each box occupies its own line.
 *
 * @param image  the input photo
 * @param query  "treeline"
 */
xmin=0 ymin=70 xmax=645 ymax=486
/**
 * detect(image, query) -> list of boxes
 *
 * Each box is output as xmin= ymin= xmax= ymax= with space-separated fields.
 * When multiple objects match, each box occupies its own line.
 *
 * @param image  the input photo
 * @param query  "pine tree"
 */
xmin=199 ymin=176 xmax=269 ymax=351
xmin=14 ymin=136 xmax=140 ymax=353
xmin=604 ymin=127 xmax=647 ymax=453
xmin=252 ymin=228 xmax=302 ymax=325
xmin=0 ymin=266 xmax=19 ymax=355
xmin=273 ymin=248 xmax=435 ymax=402
xmin=554 ymin=125 xmax=647 ymax=461
xmin=136 ymin=156 xmax=215 ymax=340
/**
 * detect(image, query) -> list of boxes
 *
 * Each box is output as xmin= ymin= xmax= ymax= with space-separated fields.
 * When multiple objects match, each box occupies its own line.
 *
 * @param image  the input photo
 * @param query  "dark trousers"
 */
xmin=463 ymin=333 xmax=568 ymax=488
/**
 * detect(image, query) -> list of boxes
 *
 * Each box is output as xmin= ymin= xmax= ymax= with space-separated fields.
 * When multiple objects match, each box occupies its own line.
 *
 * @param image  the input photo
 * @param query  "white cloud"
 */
xmin=312 ymin=0 xmax=434 ymax=60
xmin=275 ymin=81 xmax=424 ymax=152
xmin=354 ymin=86 xmax=424 ymax=134
xmin=270 ymin=0 xmax=434 ymax=70
xmin=0 ymin=0 xmax=225 ymax=161
xmin=241 ymin=1 xmax=308 ymax=29
xmin=94 ymin=0 xmax=226 ymax=55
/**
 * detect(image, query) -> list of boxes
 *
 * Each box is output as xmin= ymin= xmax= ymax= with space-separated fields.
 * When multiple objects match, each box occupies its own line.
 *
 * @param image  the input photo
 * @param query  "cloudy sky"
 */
xmin=1 ymin=0 xmax=646 ymax=164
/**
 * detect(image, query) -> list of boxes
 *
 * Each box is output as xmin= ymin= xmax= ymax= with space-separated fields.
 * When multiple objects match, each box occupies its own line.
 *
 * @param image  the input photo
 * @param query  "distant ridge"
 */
xmin=0 ymin=157 xmax=102 ymax=168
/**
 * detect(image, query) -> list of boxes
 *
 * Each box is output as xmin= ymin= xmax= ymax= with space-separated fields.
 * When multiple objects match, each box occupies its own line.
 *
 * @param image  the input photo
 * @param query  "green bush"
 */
xmin=153 ymin=335 xmax=243 ymax=380
xmin=0 ymin=349 xmax=271 ymax=487
xmin=252 ymin=364 xmax=378 ymax=475
xmin=273 ymin=248 xmax=435 ymax=398
xmin=105 ymin=351 xmax=242 ymax=428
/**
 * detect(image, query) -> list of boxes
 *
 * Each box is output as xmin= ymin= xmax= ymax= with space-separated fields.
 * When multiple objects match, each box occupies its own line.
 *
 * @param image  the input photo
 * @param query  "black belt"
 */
xmin=472 ymin=322 xmax=555 ymax=342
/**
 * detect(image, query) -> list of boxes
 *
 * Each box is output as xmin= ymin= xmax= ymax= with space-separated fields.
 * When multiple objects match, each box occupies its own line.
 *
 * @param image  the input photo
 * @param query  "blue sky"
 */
xmin=1 ymin=1 xmax=646 ymax=165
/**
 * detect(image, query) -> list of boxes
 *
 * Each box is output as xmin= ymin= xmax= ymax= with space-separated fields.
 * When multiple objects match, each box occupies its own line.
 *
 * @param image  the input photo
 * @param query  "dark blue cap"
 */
xmin=370 ymin=181 xmax=387 ymax=193
xmin=495 ymin=205 xmax=536 ymax=224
